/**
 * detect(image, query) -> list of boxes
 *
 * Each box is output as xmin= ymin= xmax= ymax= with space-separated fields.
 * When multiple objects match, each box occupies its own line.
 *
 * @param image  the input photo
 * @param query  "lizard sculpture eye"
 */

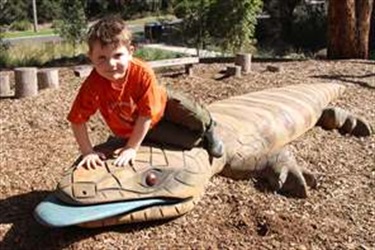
xmin=145 ymin=171 xmax=158 ymax=186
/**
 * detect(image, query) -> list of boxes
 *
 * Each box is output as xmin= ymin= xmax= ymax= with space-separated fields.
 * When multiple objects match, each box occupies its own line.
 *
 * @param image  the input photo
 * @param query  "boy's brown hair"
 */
xmin=87 ymin=16 xmax=132 ymax=52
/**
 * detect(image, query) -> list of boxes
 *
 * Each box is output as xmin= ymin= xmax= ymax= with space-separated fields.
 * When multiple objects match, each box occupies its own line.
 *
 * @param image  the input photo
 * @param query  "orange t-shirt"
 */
xmin=67 ymin=57 xmax=167 ymax=138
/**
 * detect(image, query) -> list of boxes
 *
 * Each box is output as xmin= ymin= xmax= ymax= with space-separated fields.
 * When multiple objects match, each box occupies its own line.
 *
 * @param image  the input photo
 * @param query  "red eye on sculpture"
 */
xmin=145 ymin=171 xmax=158 ymax=186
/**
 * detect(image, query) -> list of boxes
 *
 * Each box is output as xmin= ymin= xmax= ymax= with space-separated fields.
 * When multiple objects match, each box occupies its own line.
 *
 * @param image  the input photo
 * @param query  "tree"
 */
xmin=174 ymin=0 xmax=262 ymax=54
xmin=262 ymin=0 xmax=302 ymax=44
xmin=174 ymin=0 xmax=214 ymax=55
xmin=207 ymin=0 xmax=263 ymax=53
xmin=371 ymin=3 xmax=375 ymax=51
xmin=54 ymin=0 xmax=87 ymax=55
xmin=35 ymin=0 xmax=62 ymax=23
xmin=32 ymin=0 xmax=38 ymax=32
xmin=0 ymin=0 xmax=28 ymax=25
xmin=356 ymin=0 xmax=374 ymax=58
xmin=327 ymin=0 xmax=374 ymax=59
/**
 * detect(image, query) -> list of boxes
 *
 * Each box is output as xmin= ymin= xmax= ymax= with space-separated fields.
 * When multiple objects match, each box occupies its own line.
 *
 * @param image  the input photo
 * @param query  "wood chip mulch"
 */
xmin=0 ymin=59 xmax=374 ymax=250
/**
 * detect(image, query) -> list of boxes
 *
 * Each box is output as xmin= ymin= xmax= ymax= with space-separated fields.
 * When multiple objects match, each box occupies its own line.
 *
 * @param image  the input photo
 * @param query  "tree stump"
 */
xmin=185 ymin=64 xmax=194 ymax=76
xmin=226 ymin=65 xmax=242 ymax=78
xmin=73 ymin=65 xmax=93 ymax=78
xmin=266 ymin=65 xmax=282 ymax=73
xmin=0 ymin=74 xmax=11 ymax=97
xmin=38 ymin=68 xmax=59 ymax=90
xmin=14 ymin=67 xmax=38 ymax=98
xmin=234 ymin=53 xmax=252 ymax=74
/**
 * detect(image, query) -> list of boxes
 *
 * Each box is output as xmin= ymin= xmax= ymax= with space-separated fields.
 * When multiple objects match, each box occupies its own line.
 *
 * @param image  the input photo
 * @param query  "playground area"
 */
xmin=0 ymin=59 xmax=374 ymax=249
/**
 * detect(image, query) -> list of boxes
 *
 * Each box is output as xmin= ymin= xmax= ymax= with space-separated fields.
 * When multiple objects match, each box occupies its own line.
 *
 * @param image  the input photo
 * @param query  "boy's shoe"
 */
xmin=204 ymin=121 xmax=224 ymax=158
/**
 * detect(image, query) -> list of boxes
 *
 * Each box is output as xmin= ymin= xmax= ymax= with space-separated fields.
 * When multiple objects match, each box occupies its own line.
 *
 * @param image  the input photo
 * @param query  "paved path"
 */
xmin=143 ymin=43 xmax=222 ymax=57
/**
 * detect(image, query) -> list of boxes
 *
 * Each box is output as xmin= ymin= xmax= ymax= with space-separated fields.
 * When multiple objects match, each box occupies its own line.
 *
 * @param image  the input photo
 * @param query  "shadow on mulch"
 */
xmin=312 ymin=73 xmax=375 ymax=89
xmin=43 ymin=54 xmax=90 ymax=68
xmin=0 ymin=191 xmax=172 ymax=250
xmin=0 ymin=95 xmax=15 ymax=100
xmin=347 ymin=60 xmax=375 ymax=66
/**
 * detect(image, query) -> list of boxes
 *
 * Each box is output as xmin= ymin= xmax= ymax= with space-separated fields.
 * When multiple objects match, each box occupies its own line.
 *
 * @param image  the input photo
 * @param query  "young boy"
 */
xmin=68 ymin=16 xmax=223 ymax=169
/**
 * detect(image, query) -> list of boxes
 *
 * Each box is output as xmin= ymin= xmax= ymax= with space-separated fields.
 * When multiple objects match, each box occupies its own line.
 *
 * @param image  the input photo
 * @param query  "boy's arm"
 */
xmin=126 ymin=116 xmax=152 ymax=150
xmin=71 ymin=122 xmax=105 ymax=169
xmin=114 ymin=116 xmax=152 ymax=166
xmin=71 ymin=122 xmax=94 ymax=155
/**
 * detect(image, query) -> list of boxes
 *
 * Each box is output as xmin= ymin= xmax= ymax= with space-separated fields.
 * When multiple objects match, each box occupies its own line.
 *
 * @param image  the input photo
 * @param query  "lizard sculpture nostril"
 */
xmin=72 ymin=183 xmax=96 ymax=198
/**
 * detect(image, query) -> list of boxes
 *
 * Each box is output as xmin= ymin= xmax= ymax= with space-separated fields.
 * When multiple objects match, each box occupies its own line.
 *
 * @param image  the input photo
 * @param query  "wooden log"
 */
xmin=226 ymin=65 xmax=242 ymax=78
xmin=15 ymin=67 xmax=38 ymax=98
xmin=73 ymin=57 xmax=200 ymax=78
xmin=266 ymin=65 xmax=282 ymax=72
xmin=199 ymin=56 xmax=235 ymax=64
xmin=37 ymin=68 xmax=59 ymax=89
xmin=234 ymin=53 xmax=252 ymax=74
xmin=148 ymin=57 xmax=199 ymax=68
xmin=0 ymin=74 xmax=11 ymax=96
xmin=185 ymin=64 xmax=194 ymax=76
xmin=73 ymin=65 xmax=93 ymax=78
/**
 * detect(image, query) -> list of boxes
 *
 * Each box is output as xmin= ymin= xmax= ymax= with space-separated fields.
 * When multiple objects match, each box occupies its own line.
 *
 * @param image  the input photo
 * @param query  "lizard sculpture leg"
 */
xmin=257 ymin=147 xmax=317 ymax=198
xmin=317 ymin=107 xmax=373 ymax=137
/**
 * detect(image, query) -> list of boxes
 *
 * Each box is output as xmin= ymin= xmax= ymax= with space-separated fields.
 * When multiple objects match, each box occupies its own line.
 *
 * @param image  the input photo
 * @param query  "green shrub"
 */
xmin=0 ymin=26 xmax=9 ymax=51
xmin=10 ymin=20 xmax=32 ymax=31
xmin=7 ymin=45 xmax=47 ymax=67
xmin=174 ymin=0 xmax=262 ymax=54
xmin=54 ymin=0 xmax=87 ymax=56
xmin=0 ymin=26 xmax=10 ymax=68
xmin=0 ymin=51 xmax=12 ymax=68
xmin=0 ymin=41 xmax=87 ymax=68
xmin=370 ymin=50 xmax=375 ymax=60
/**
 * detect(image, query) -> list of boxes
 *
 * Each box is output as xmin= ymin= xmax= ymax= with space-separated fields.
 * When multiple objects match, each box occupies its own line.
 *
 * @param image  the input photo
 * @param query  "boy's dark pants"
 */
xmin=145 ymin=89 xmax=212 ymax=149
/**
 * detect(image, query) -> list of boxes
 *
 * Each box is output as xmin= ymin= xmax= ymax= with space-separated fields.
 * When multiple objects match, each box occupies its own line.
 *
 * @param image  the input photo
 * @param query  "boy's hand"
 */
xmin=113 ymin=148 xmax=136 ymax=167
xmin=77 ymin=152 xmax=106 ymax=169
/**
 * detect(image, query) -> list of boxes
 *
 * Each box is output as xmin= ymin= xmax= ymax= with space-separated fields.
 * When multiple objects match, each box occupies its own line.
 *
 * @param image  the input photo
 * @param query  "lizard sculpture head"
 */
xmin=56 ymin=146 xmax=226 ymax=227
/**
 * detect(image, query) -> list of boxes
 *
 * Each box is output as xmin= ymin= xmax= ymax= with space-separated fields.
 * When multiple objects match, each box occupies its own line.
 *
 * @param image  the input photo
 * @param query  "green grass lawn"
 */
xmin=3 ymin=15 xmax=176 ymax=39
xmin=4 ymin=28 xmax=55 ymax=38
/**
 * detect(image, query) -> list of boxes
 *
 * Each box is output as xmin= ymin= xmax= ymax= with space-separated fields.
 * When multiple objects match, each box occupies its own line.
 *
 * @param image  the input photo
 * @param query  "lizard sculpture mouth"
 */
xmin=34 ymin=195 xmax=187 ymax=227
xmin=35 ymin=146 xmax=222 ymax=227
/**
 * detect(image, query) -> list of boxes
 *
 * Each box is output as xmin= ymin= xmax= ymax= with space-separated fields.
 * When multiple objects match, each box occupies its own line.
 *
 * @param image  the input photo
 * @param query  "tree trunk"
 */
xmin=328 ymin=0 xmax=374 ymax=59
xmin=356 ymin=0 xmax=374 ymax=58
xmin=371 ymin=2 xmax=375 ymax=50
xmin=327 ymin=0 xmax=357 ymax=59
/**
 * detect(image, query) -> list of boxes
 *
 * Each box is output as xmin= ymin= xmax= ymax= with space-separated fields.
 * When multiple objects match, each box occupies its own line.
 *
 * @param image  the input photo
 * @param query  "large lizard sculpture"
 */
xmin=34 ymin=83 xmax=372 ymax=228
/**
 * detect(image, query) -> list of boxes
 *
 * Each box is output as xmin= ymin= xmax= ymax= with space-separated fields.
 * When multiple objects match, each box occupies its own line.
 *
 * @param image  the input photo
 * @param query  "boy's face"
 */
xmin=89 ymin=41 xmax=133 ymax=83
